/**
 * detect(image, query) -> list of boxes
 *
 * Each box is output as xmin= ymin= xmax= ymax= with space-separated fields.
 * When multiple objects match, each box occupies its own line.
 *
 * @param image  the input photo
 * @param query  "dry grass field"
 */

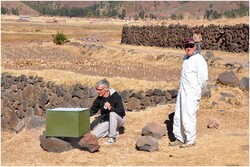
xmin=1 ymin=15 xmax=249 ymax=166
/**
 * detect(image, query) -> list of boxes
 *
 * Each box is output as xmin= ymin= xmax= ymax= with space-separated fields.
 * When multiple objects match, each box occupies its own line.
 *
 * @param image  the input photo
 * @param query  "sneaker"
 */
xmin=169 ymin=139 xmax=183 ymax=146
xmin=106 ymin=137 xmax=116 ymax=144
xmin=180 ymin=143 xmax=195 ymax=148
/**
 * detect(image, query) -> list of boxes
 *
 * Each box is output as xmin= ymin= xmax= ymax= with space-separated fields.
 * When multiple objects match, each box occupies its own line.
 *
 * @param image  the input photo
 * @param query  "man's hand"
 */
xmin=104 ymin=102 xmax=112 ymax=110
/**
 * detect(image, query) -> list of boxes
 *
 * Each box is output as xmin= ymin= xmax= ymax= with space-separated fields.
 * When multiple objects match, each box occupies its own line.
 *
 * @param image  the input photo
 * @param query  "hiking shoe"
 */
xmin=106 ymin=137 xmax=116 ymax=144
xmin=180 ymin=143 xmax=195 ymax=148
xmin=169 ymin=139 xmax=183 ymax=146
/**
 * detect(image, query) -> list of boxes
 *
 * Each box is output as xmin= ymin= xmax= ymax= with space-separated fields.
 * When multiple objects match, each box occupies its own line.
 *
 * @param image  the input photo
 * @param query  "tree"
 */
xmin=11 ymin=8 xmax=19 ymax=15
xmin=121 ymin=9 xmax=126 ymax=19
xmin=170 ymin=14 xmax=177 ymax=20
xmin=204 ymin=9 xmax=222 ymax=20
xmin=139 ymin=10 xmax=145 ymax=19
xmin=1 ymin=7 xmax=7 ymax=14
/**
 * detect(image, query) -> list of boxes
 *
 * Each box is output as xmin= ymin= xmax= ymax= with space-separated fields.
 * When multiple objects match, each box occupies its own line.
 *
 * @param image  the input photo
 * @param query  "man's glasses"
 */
xmin=184 ymin=43 xmax=195 ymax=49
xmin=96 ymin=87 xmax=105 ymax=92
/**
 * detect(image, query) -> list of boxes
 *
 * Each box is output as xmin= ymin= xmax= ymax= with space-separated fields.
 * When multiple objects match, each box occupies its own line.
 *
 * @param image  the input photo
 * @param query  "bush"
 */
xmin=52 ymin=32 xmax=67 ymax=45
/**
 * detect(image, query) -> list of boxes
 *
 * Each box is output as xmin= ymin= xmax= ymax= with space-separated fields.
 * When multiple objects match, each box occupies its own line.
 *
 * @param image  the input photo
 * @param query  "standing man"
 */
xmin=169 ymin=38 xmax=208 ymax=148
xmin=90 ymin=79 xmax=126 ymax=144
xmin=193 ymin=29 xmax=202 ymax=53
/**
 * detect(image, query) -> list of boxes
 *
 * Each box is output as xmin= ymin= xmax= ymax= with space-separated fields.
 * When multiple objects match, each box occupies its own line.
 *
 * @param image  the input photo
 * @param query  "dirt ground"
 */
xmin=1 ymin=15 xmax=249 ymax=166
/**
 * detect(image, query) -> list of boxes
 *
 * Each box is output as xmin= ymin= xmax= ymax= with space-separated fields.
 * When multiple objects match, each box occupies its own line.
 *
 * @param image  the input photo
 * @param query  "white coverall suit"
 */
xmin=173 ymin=52 xmax=208 ymax=144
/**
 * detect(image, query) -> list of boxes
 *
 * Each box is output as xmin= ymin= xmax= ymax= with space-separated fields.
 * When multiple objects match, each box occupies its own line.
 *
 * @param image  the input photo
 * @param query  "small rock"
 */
xmin=78 ymin=133 xmax=100 ymax=153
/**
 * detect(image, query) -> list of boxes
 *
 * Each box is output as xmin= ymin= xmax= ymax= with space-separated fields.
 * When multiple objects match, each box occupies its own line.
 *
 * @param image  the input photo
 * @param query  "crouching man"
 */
xmin=90 ymin=79 xmax=126 ymax=144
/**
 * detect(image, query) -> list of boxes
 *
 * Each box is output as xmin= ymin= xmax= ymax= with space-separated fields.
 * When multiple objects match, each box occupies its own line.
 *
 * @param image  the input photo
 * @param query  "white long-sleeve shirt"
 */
xmin=180 ymin=52 xmax=208 ymax=98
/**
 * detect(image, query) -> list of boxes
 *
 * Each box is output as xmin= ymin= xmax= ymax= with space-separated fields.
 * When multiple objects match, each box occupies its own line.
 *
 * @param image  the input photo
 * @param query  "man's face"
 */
xmin=96 ymin=85 xmax=108 ymax=97
xmin=184 ymin=43 xmax=196 ymax=56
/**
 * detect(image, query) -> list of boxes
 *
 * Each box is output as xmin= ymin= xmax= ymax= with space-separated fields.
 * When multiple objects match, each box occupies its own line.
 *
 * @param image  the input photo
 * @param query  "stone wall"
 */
xmin=121 ymin=24 xmax=249 ymax=53
xmin=1 ymin=73 xmax=178 ymax=131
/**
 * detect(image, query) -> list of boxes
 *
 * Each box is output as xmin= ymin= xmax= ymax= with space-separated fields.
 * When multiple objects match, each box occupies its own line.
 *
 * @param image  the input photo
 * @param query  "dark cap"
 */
xmin=183 ymin=38 xmax=195 ymax=48
xmin=184 ymin=38 xmax=195 ymax=45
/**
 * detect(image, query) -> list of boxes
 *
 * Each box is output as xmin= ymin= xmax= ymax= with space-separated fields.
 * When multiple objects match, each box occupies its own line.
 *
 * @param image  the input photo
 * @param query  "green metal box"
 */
xmin=46 ymin=108 xmax=90 ymax=137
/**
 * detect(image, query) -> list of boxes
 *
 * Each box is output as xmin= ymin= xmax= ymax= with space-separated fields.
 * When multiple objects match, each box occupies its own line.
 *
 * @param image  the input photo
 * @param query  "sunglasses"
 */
xmin=184 ymin=43 xmax=195 ymax=49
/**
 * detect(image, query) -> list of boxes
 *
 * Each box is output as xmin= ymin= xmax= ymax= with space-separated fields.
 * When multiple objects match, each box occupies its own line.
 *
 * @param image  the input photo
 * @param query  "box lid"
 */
xmin=47 ymin=107 xmax=89 ymax=112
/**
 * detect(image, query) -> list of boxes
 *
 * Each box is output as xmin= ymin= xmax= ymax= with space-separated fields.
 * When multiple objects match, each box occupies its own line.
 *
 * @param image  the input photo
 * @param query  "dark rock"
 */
xmin=168 ymin=89 xmax=178 ymax=99
xmin=220 ymin=92 xmax=235 ymax=98
xmin=10 ymin=85 xmax=18 ymax=92
xmin=239 ymin=77 xmax=249 ymax=91
xmin=78 ymin=133 xmax=100 ymax=153
xmin=18 ymin=74 xmax=28 ymax=83
xmin=89 ymin=87 xmax=97 ymax=98
xmin=2 ymin=96 xmax=10 ymax=107
xmin=72 ymin=89 xmax=84 ymax=98
xmin=202 ymin=87 xmax=211 ymax=98
xmin=27 ymin=107 xmax=34 ymax=116
xmin=37 ymin=77 xmax=43 ymax=82
xmin=217 ymin=70 xmax=240 ymax=87
xmin=63 ymin=92 xmax=72 ymax=102
xmin=153 ymin=89 xmax=163 ymax=96
xmin=224 ymin=62 xmax=236 ymax=68
xmin=236 ymin=65 xmax=245 ymax=73
xmin=22 ymin=84 xmax=34 ymax=100
xmin=154 ymin=96 xmax=166 ymax=105
xmin=56 ymin=86 xmax=64 ymax=97
xmin=22 ymin=100 xmax=28 ymax=111
xmin=1 ymin=116 xmax=8 ymax=129
xmin=127 ymin=97 xmax=141 ymax=111
xmin=136 ymin=136 xmax=159 ymax=152
xmin=34 ymin=105 xmax=43 ymax=116
xmin=211 ymin=101 xmax=217 ymax=108
xmin=71 ymin=97 xmax=80 ymax=107
xmin=80 ymin=95 xmax=89 ymax=108
xmin=164 ymin=91 xmax=172 ymax=101
xmin=13 ymin=100 xmax=20 ymax=109
xmin=3 ymin=108 xmax=19 ymax=129
xmin=120 ymin=90 xmax=130 ymax=102
xmin=135 ymin=91 xmax=146 ymax=99
xmin=141 ymin=122 xmax=166 ymax=139
xmin=25 ymin=115 xmax=45 ymax=130
xmin=145 ymin=89 xmax=154 ymax=96
xmin=50 ymin=94 xmax=62 ymax=107
xmin=203 ymin=50 xmax=214 ymax=61
xmin=17 ymin=89 xmax=23 ymax=104
xmin=6 ymin=90 xmax=17 ymax=102
xmin=141 ymin=97 xmax=151 ymax=107
xmin=40 ymin=133 xmax=73 ymax=153
xmin=39 ymin=92 xmax=49 ymax=106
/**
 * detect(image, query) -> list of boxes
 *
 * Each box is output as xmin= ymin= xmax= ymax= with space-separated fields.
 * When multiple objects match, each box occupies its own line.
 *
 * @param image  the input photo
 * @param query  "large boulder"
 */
xmin=40 ymin=134 xmax=73 ymax=153
xmin=217 ymin=70 xmax=240 ymax=87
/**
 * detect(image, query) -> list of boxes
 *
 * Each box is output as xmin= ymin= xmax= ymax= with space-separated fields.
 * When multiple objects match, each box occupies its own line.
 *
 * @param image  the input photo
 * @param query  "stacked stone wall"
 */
xmin=1 ymin=73 xmax=178 ymax=131
xmin=121 ymin=24 xmax=249 ymax=53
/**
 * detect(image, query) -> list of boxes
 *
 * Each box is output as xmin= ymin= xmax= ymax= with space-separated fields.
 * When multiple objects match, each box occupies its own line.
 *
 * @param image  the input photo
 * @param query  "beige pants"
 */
xmin=91 ymin=112 xmax=125 ymax=139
